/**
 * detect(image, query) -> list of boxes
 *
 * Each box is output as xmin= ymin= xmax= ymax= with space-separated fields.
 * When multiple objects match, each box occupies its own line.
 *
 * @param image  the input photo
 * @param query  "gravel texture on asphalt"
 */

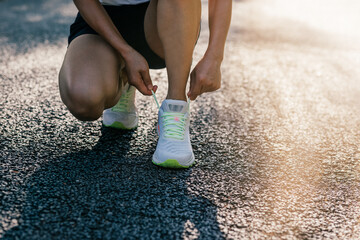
xmin=1 ymin=0 xmax=360 ymax=239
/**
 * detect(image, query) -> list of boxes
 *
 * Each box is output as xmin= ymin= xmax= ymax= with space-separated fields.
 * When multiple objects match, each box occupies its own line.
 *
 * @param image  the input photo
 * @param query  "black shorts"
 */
xmin=68 ymin=2 xmax=166 ymax=69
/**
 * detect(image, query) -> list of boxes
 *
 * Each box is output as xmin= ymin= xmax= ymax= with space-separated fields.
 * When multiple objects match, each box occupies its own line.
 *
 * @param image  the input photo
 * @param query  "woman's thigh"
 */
xmin=59 ymin=34 xmax=123 ymax=112
xmin=144 ymin=0 xmax=164 ymax=59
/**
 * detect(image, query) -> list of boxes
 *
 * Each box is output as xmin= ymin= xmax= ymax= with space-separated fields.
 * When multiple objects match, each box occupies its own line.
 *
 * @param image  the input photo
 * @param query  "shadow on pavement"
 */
xmin=0 ymin=0 xmax=75 ymax=54
xmin=3 ymin=126 xmax=224 ymax=239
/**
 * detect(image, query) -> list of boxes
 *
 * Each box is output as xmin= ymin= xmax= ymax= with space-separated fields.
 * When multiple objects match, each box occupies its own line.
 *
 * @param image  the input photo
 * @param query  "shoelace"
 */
xmin=112 ymin=86 xmax=134 ymax=112
xmin=162 ymin=112 xmax=187 ymax=140
xmin=151 ymin=90 xmax=190 ymax=140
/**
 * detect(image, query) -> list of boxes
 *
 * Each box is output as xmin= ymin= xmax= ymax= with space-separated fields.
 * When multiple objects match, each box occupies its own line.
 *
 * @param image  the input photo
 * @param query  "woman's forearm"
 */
xmin=73 ymin=0 xmax=133 ymax=57
xmin=206 ymin=0 xmax=232 ymax=61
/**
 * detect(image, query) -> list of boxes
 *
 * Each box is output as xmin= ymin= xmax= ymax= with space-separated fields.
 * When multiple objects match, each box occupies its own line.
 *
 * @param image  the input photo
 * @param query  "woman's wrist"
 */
xmin=204 ymin=47 xmax=224 ymax=65
xmin=114 ymin=42 xmax=134 ymax=60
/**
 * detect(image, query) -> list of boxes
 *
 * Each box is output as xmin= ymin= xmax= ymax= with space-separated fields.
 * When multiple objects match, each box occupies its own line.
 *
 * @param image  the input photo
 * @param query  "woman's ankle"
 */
xmin=166 ymin=93 xmax=187 ymax=101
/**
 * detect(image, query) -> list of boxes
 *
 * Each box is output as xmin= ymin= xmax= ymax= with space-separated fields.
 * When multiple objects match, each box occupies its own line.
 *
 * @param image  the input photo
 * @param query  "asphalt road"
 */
xmin=1 ymin=0 xmax=360 ymax=239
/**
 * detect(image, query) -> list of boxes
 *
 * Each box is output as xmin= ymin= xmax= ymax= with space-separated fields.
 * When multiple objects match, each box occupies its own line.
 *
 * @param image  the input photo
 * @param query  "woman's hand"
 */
xmin=123 ymin=49 xmax=157 ymax=95
xmin=187 ymin=0 xmax=231 ymax=100
xmin=187 ymin=55 xmax=222 ymax=101
xmin=72 ymin=0 xmax=158 ymax=96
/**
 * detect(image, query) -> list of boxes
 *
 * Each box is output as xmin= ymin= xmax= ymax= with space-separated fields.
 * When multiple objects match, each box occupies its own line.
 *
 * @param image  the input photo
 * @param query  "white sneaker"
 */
xmin=103 ymin=83 xmax=138 ymax=130
xmin=152 ymin=99 xmax=195 ymax=168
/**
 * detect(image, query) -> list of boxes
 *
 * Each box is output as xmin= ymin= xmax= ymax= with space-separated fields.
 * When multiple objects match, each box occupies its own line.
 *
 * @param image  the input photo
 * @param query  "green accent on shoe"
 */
xmin=103 ymin=121 xmax=137 ymax=130
xmin=112 ymin=85 xmax=136 ymax=112
xmin=152 ymin=159 xmax=194 ymax=169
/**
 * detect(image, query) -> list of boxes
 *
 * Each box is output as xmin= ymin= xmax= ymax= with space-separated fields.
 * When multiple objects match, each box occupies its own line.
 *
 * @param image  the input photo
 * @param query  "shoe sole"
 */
xmin=152 ymin=158 xmax=195 ymax=169
xmin=103 ymin=121 xmax=137 ymax=130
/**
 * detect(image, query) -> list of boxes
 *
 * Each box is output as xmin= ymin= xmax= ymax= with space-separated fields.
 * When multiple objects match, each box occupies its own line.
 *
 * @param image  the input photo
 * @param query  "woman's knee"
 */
xmin=59 ymin=73 xmax=105 ymax=121
xmin=58 ymin=34 xmax=123 ymax=121
xmin=68 ymin=100 xmax=103 ymax=122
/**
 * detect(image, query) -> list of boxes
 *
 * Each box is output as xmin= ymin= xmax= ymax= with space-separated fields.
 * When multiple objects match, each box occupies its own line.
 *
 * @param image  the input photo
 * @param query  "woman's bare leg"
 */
xmin=59 ymin=34 xmax=123 ymax=121
xmin=144 ymin=0 xmax=201 ymax=101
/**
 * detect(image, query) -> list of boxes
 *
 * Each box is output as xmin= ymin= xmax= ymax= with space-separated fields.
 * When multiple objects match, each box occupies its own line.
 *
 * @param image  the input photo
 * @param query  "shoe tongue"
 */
xmin=161 ymin=99 xmax=188 ymax=113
